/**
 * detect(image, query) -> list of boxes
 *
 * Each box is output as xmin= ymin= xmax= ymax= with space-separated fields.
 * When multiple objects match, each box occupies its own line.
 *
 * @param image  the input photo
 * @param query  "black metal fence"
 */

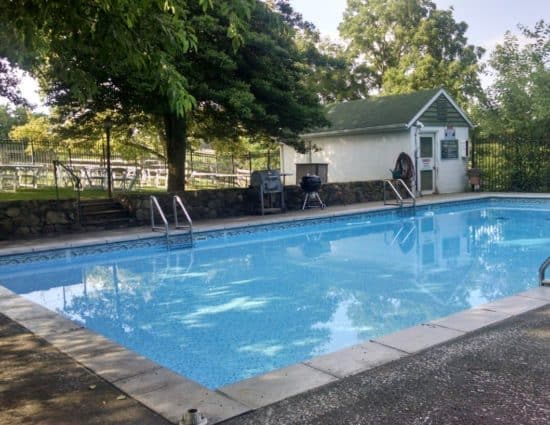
xmin=0 ymin=139 xmax=279 ymax=190
xmin=472 ymin=135 xmax=550 ymax=193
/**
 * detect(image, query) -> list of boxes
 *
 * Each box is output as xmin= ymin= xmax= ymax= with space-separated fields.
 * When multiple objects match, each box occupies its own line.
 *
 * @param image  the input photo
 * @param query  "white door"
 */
xmin=418 ymin=135 xmax=435 ymax=195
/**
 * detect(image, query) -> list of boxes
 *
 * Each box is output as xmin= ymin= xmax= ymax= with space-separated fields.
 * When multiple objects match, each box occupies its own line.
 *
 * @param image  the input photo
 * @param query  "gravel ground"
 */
xmin=222 ymin=305 xmax=550 ymax=425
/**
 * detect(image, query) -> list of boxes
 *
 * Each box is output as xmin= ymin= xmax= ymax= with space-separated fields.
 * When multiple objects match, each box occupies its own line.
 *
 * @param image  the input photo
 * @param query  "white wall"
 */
xmin=419 ymin=126 xmax=469 ymax=194
xmin=281 ymin=126 xmax=470 ymax=194
xmin=281 ymin=131 xmax=410 ymax=185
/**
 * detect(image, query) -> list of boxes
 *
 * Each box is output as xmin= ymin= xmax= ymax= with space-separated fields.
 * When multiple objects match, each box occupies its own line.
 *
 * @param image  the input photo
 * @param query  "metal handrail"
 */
xmin=150 ymin=195 xmax=169 ymax=238
xmin=173 ymin=195 xmax=193 ymax=241
xmin=53 ymin=160 xmax=82 ymax=224
xmin=397 ymin=179 xmax=416 ymax=206
xmin=384 ymin=179 xmax=415 ymax=208
xmin=539 ymin=256 xmax=550 ymax=286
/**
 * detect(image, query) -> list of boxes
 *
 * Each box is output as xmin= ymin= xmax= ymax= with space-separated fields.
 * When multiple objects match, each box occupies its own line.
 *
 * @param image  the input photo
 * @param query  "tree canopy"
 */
xmin=339 ymin=0 xmax=485 ymax=103
xmin=1 ymin=0 xmax=328 ymax=190
xmin=0 ymin=105 xmax=29 ymax=139
xmin=474 ymin=20 xmax=550 ymax=137
xmin=0 ymin=0 xmax=253 ymax=116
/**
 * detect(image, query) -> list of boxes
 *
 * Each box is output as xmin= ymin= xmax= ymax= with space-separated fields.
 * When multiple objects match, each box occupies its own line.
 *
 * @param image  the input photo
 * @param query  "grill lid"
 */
xmin=300 ymin=174 xmax=322 ymax=193
xmin=251 ymin=170 xmax=283 ymax=192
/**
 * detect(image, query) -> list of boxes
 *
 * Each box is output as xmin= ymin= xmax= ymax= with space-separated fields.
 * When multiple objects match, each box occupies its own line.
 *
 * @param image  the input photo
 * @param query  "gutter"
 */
xmin=303 ymin=123 xmax=409 ymax=139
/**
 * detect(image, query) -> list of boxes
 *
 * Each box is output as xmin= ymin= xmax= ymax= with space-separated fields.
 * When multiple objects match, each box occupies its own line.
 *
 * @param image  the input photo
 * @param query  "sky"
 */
xmin=289 ymin=0 xmax=549 ymax=51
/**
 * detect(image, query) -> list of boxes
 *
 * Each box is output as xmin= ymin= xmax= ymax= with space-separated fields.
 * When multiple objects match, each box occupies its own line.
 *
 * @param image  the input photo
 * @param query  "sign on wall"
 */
xmin=441 ymin=139 xmax=459 ymax=159
xmin=444 ymin=125 xmax=456 ymax=140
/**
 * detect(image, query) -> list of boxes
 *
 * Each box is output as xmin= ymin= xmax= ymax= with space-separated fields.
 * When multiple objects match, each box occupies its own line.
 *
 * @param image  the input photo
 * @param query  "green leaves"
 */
xmin=475 ymin=21 xmax=550 ymax=138
xmin=1 ymin=0 xmax=326 ymax=190
xmin=338 ymin=0 xmax=484 ymax=104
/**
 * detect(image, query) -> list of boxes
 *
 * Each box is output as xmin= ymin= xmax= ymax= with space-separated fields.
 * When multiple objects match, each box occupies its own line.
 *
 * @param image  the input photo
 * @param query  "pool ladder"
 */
xmin=150 ymin=195 xmax=193 ymax=248
xmin=383 ymin=179 xmax=416 ymax=209
xmin=539 ymin=256 xmax=550 ymax=287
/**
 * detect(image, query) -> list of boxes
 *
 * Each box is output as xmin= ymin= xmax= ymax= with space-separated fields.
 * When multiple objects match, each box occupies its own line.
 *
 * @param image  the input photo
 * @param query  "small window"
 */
xmin=420 ymin=137 xmax=433 ymax=157
xmin=420 ymin=170 xmax=433 ymax=191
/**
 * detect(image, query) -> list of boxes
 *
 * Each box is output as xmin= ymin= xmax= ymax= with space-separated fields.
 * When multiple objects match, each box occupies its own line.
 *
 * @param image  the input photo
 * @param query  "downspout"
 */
xmin=413 ymin=122 xmax=421 ymax=196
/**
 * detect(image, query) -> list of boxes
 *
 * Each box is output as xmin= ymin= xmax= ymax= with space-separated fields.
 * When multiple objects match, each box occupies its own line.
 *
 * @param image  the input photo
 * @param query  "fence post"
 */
xmin=53 ymin=161 xmax=60 ymax=205
xmin=471 ymin=133 xmax=475 ymax=168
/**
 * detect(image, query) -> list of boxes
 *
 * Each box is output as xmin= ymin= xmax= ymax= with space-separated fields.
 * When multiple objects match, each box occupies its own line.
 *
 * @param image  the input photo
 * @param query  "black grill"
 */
xmin=300 ymin=175 xmax=322 ymax=193
xmin=300 ymin=174 xmax=325 ymax=210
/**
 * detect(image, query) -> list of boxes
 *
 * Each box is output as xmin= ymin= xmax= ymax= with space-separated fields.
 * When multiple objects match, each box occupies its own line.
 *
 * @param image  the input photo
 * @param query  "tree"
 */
xmin=1 ymin=1 xmax=327 ymax=191
xmin=8 ymin=114 xmax=52 ymax=145
xmin=475 ymin=21 xmax=550 ymax=137
xmin=0 ymin=0 xmax=251 ymax=116
xmin=272 ymin=0 xmax=361 ymax=103
xmin=339 ymin=0 xmax=484 ymax=103
xmin=299 ymin=36 xmax=365 ymax=103
xmin=0 ymin=0 xmax=254 ymax=189
xmin=0 ymin=105 xmax=28 ymax=139
xmin=471 ymin=21 xmax=550 ymax=192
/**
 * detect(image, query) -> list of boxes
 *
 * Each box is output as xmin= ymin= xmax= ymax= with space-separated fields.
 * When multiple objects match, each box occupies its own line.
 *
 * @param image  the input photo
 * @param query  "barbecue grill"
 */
xmin=250 ymin=170 xmax=285 ymax=215
xmin=300 ymin=174 xmax=326 ymax=210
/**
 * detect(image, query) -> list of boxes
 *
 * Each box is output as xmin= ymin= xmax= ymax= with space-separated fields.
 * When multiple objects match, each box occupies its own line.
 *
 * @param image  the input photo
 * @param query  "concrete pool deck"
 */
xmin=1 ymin=192 xmax=549 ymax=424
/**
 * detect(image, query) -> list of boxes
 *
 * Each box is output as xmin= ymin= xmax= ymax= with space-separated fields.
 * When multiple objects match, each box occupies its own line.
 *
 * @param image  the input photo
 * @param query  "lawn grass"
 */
xmin=0 ymin=187 xmax=163 ymax=202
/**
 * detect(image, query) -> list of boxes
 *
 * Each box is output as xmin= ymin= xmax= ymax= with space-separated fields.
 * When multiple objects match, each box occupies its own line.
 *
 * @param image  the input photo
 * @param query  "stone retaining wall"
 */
xmin=117 ymin=180 xmax=385 ymax=224
xmin=0 ymin=200 xmax=78 ymax=240
xmin=0 ymin=180 xmax=385 ymax=240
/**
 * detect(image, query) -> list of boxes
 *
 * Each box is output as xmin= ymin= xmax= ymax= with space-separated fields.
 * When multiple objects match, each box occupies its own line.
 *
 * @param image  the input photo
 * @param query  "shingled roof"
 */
xmin=305 ymin=88 xmax=471 ymax=137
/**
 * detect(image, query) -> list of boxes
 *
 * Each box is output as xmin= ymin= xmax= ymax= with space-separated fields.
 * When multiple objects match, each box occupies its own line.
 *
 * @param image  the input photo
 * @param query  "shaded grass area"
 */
xmin=0 ymin=313 xmax=171 ymax=425
xmin=0 ymin=187 xmax=164 ymax=202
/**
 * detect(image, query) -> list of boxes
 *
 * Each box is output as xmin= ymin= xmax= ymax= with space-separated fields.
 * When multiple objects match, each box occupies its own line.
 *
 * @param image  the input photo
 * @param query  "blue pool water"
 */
xmin=0 ymin=198 xmax=549 ymax=389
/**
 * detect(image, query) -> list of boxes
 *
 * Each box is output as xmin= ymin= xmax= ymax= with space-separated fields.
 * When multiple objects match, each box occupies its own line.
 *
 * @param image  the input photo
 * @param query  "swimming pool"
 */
xmin=1 ymin=197 xmax=548 ymax=389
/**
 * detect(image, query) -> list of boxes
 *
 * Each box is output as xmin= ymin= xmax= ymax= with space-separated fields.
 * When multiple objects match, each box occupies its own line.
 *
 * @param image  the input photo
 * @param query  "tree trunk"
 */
xmin=164 ymin=113 xmax=187 ymax=192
